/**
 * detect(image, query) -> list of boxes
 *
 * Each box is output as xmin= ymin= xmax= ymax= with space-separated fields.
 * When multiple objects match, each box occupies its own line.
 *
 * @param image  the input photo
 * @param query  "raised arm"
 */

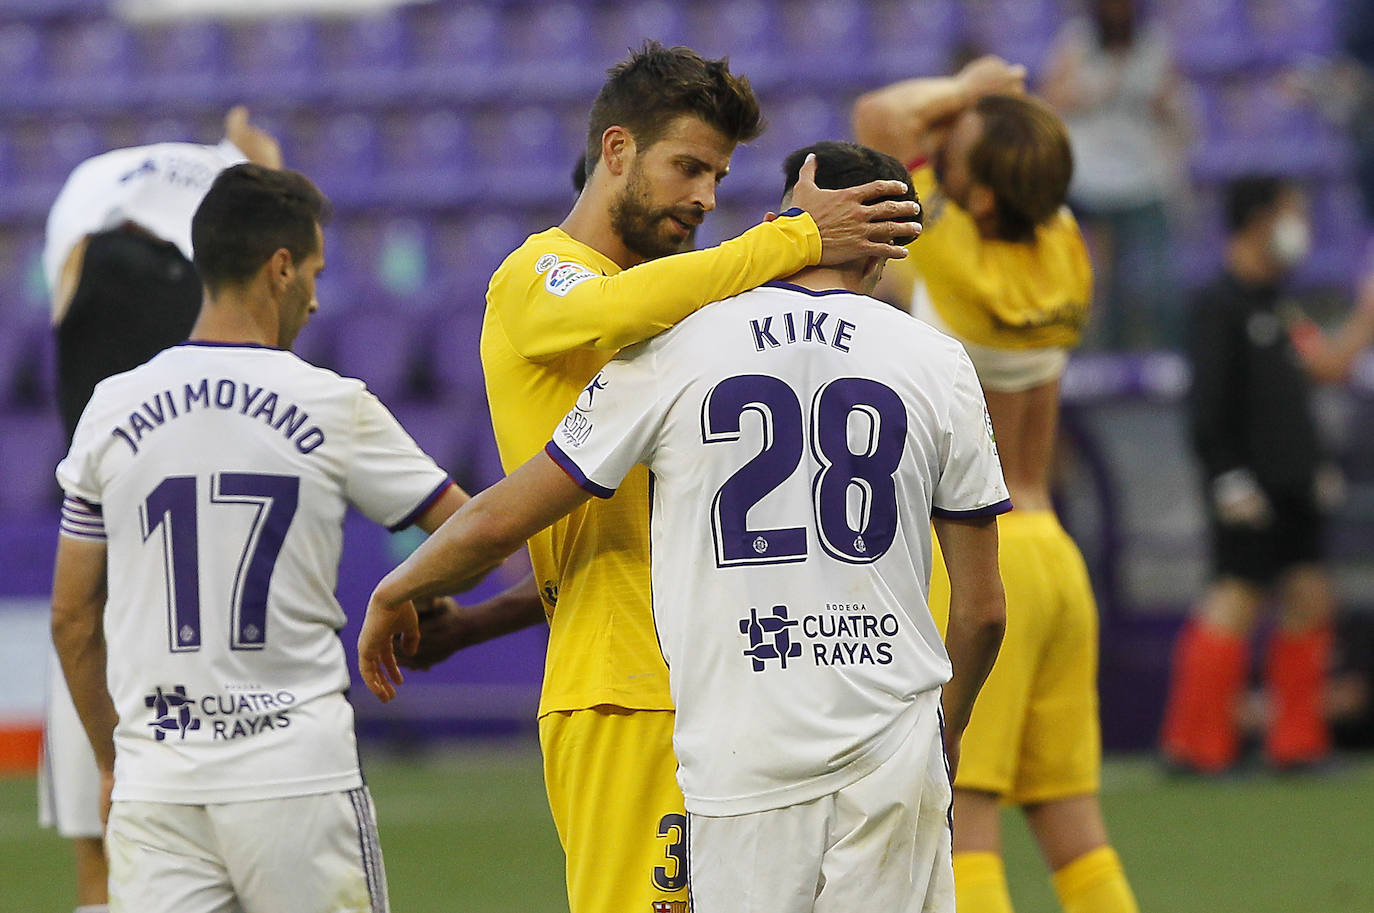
xmin=497 ymin=157 xmax=919 ymax=360
xmin=932 ymin=515 xmax=1006 ymax=777
xmin=852 ymin=56 xmax=1027 ymax=165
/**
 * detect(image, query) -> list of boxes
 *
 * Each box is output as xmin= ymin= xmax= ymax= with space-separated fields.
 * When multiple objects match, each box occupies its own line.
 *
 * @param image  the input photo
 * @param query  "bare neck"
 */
xmin=188 ymin=283 xmax=280 ymax=348
xmin=783 ymin=264 xmax=871 ymax=295
xmin=560 ymin=185 xmax=644 ymax=270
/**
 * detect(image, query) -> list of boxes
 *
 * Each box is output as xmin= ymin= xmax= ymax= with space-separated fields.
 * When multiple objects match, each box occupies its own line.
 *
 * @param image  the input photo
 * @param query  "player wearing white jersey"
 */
xmin=50 ymin=165 xmax=467 ymax=913
xmin=41 ymin=108 xmax=281 ymax=913
xmin=358 ymin=143 xmax=1007 ymax=913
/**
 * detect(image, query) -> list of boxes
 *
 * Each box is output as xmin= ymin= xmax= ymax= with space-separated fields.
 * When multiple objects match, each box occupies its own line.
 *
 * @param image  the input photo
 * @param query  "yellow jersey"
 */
xmin=891 ymin=165 xmax=1092 ymax=350
xmin=481 ymin=214 xmax=822 ymax=715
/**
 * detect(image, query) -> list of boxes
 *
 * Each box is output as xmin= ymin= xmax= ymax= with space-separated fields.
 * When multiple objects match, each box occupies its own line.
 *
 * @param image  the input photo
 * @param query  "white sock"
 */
xmin=74 ymin=905 xmax=110 ymax=913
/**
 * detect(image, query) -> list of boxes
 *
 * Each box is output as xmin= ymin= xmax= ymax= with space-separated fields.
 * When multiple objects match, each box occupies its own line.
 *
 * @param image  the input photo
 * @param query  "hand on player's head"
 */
xmin=357 ymin=594 xmax=420 ymax=703
xmin=789 ymin=154 xmax=922 ymax=265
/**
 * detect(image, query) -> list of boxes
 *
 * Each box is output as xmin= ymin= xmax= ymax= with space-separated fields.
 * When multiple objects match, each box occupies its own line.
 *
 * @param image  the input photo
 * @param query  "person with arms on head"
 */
xmin=1160 ymin=176 xmax=1374 ymax=775
xmin=399 ymin=42 xmax=919 ymax=913
xmin=853 ymin=59 xmax=1140 ymax=913
xmin=50 ymin=164 xmax=470 ymax=913
xmin=358 ymin=141 xmax=1007 ymax=913
xmin=39 ymin=106 xmax=280 ymax=913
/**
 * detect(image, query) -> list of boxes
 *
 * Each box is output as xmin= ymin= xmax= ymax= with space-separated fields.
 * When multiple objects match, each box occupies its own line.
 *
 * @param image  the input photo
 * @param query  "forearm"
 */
xmin=941 ymin=596 xmax=1005 ymax=736
xmin=853 ymin=76 xmax=968 ymax=164
xmin=52 ymin=605 xmax=117 ymax=772
xmin=459 ymin=573 xmax=546 ymax=643
xmin=510 ymin=214 xmax=820 ymax=359
xmin=376 ymin=500 xmax=520 ymax=609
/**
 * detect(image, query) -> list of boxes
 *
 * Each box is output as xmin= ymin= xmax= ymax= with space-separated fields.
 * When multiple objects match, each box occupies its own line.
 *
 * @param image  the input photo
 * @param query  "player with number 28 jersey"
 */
xmin=550 ymin=281 xmax=1010 ymax=816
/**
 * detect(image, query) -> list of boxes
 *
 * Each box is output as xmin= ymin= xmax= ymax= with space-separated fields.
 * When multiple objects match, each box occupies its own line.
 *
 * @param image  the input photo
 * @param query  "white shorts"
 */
xmin=106 ymin=788 xmax=388 ymax=913
xmin=687 ymin=690 xmax=954 ymax=913
xmin=38 ymin=646 xmax=104 ymax=839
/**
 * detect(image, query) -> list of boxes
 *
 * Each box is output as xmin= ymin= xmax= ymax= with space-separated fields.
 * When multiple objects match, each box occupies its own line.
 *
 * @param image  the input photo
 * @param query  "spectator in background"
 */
xmin=1162 ymin=176 xmax=1374 ymax=774
xmin=1041 ymin=0 xmax=1191 ymax=351
xmin=38 ymin=106 xmax=280 ymax=913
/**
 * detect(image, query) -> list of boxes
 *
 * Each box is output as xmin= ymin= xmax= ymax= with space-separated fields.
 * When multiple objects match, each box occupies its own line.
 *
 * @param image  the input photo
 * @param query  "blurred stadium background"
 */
xmin=1 ymin=0 xmax=1372 ymax=909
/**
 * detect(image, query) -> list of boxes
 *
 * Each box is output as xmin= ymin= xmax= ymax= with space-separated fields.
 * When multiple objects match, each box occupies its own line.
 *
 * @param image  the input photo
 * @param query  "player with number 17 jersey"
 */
xmin=549 ymin=282 xmax=1010 ymax=814
xmin=56 ymin=342 xmax=453 ymax=804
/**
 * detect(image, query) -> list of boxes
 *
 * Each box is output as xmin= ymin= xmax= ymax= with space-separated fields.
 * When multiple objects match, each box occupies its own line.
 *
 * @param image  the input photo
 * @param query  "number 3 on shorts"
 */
xmin=652 ymin=813 xmax=688 ymax=892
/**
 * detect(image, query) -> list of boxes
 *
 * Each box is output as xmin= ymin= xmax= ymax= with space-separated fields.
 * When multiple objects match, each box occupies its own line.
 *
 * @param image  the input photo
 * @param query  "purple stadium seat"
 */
xmin=471 ymin=105 xmax=578 ymax=201
xmin=1191 ymin=74 xmax=1348 ymax=180
xmin=224 ymin=18 xmax=321 ymax=100
xmin=45 ymin=18 xmax=136 ymax=107
xmin=502 ymin=2 xmax=602 ymax=99
xmin=426 ymin=298 xmax=489 ymax=401
xmin=595 ymin=0 xmax=689 ymax=63
xmin=685 ymin=0 xmax=782 ymax=89
xmin=331 ymin=306 xmax=422 ymax=404
xmin=0 ymin=22 xmax=45 ymax=109
xmin=322 ymin=217 xmax=387 ymax=303
xmin=0 ymin=411 xmax=65 ymax=514
xmin=136 ymin=20 xmax=229 ymax=105
xmin=867 ymin=0 xmax=959 ymax=82
xmin=376 ymin=109 xmax=475 ymax=208
xmin=777 ymin=0 xmax=876 ymax=87
xmin=408 ymin=3 xmax=506 ymax=102
xmin=289 ymin=113 xmax=382 ymax=208
xmin=1161 ymin=0 xmax=1258 ymax=76
xmin=319 ymin=9 xmax=412 ymax=102
xmin=1251 ymin=0 xmax=1335 ymax=62
xmin=965 ymin=0 xmax=1062 ymax=75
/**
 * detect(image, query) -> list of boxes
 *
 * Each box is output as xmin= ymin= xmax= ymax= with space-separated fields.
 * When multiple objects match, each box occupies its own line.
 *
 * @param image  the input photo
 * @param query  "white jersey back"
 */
xmin=43 ymin=139 xmax=245 ymax=294
xmin=57 ymin=343 xmax=451 ymax=804
xmin=549 ymin=282 xmax=1010 ymax=816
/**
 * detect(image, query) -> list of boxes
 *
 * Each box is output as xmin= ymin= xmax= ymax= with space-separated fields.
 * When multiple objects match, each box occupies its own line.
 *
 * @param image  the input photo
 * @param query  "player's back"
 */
xmin=58 ymin=342 xmax=447 ymax=804
xmin=553 ymin=281 xmax=1008 ymax=815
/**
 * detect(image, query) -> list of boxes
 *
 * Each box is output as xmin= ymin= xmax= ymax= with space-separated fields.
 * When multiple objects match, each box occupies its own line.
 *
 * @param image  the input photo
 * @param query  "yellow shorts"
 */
xmin=539 ymin=707 xmax=687 ymax=913
xmin=930 ymin=511 xmax=1101 ymax=805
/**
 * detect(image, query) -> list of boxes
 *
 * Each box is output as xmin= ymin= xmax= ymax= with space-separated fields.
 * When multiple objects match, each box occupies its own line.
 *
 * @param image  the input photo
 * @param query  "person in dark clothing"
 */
xmin=1160 ymin=176 xmax=1374 ymax=774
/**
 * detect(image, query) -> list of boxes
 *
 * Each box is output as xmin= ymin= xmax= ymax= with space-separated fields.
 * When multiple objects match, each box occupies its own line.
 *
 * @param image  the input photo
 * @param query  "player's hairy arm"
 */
xmin=502 ymin=157 xmax=916 ymax=360
xmin=359 ymin=454 xmax=591 ymax=701
xmin=50 ymin=537 xmax=117 ymax=815
xmin=933 ymin=515 xmax=1006 ymax=776
xmin=399 ymin=573 xmax=546 ymax=671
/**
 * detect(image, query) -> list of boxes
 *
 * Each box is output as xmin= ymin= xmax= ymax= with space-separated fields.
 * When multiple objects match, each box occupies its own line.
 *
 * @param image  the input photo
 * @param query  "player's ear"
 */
xmin=268 ymin=247 xmax=294 ymax=288
xmin=602 ymin=126 xmax=633 ymax=177
xmin=967 ymin=184 xmax=997 ymax=223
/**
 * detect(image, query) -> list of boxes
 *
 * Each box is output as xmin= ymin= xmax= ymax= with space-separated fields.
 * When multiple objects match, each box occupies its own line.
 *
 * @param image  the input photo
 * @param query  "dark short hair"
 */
xmin=191 ymin=163 xmax=332 ymax=291
xmin=781 ymin=141 xmax=919 ymax=245
xmin=969 ymin=94 xmax=1073 ymax=242
xmin=584 ymin=41 xmax=763 ymax=177
xmin=1224 ymin=176 xmax=1293 ymax=234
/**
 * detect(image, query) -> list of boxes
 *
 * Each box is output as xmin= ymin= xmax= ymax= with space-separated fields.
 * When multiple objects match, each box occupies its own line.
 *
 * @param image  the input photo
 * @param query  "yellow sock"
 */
xmin=953 ymin=851 xmax=1014 ymax=913
xmin=1051 ymin=846 xmax=1139 ymax=913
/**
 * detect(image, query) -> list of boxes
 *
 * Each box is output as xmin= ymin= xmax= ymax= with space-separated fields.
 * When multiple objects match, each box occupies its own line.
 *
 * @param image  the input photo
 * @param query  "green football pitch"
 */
xmin=3 ymin=741 xmax=1371 ymax=913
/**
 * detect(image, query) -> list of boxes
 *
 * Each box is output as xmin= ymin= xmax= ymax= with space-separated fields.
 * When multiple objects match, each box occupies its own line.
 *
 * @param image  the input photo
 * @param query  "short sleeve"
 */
xmin=55 ymin=400 xmax=108 ymax=506
xmin=544 ymin=341 xmax=669 ymax=498
xmin=343 ymin=389 xmax=454 ymax=530
xmin=932 ymin=352 xmax=1012 ymax=519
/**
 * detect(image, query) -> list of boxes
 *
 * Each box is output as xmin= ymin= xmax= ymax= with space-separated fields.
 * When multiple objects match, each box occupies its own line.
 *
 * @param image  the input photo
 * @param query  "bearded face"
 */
xmin=610 ymin=156 xmax=706 ymax=261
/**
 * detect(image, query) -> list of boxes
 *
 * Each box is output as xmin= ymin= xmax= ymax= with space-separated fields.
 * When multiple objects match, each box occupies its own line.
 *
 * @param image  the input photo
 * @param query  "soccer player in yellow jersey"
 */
xmin=406 ymin=43 xmax=919 ymax=913
xmin=853 ymin=57 xmax=1141 ymax=913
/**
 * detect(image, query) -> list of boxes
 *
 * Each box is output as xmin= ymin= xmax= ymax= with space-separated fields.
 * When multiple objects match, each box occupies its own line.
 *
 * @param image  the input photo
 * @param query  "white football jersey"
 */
xmin=549 ymin=282 xmax=1010 ymax=816
xmin=57 ymin=343 xmax=451 ymax=804
xmin=43 ymin=139 xmax=245 ymax=294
